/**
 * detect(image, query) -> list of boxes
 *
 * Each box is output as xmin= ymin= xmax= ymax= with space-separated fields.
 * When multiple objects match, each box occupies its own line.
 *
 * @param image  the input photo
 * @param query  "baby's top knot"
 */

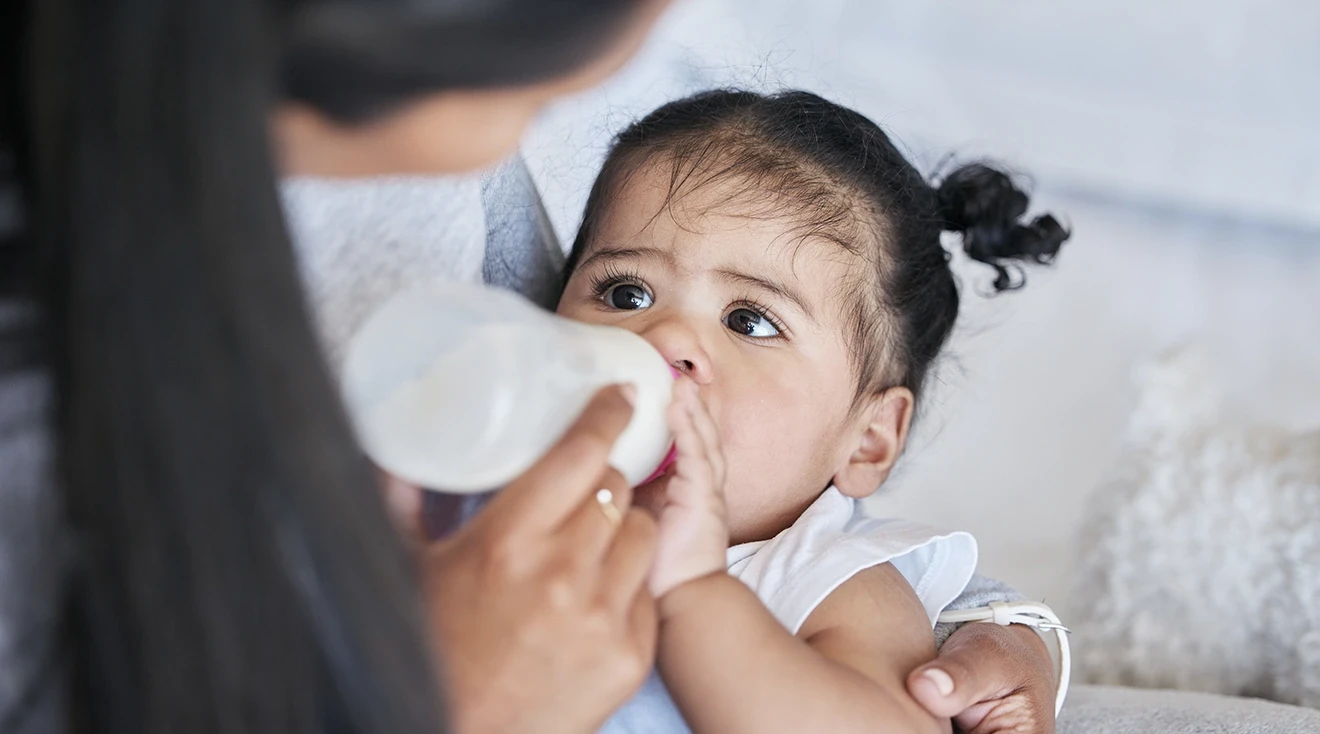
xmin=935 ymin=163 xmax=1070 ymax=291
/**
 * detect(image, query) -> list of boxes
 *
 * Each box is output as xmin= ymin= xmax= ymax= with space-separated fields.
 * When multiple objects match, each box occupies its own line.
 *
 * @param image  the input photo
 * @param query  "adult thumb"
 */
xmin=907 ymin=623 xmax=1053 ymax=732
xmin=908 ymin=653 xmax=994 ymax=725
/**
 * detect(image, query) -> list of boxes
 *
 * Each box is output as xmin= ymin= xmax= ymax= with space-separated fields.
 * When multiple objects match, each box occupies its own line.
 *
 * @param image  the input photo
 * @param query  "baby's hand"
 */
xmin=643 ymin=378 xmax=728 ymax=598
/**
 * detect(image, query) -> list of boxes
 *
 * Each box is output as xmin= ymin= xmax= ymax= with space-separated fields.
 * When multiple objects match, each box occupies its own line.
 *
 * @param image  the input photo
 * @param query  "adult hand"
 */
xmin=907 ymin=623 xmax=1056 ymax=734
xmin=421 ymin=386 xmax=660 ymax=734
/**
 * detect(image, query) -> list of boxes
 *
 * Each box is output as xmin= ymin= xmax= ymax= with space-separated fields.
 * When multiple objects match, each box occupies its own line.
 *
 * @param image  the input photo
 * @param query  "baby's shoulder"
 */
xmin=730 ymin=490 xmax=978 ymax=634
xmin=800 ymin=561 xmax=929 ymax=630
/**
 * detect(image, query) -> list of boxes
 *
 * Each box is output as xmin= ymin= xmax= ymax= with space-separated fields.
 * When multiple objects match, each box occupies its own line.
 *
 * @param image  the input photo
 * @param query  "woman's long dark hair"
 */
xmin=1 ymin=0 xmax=644 ymax=732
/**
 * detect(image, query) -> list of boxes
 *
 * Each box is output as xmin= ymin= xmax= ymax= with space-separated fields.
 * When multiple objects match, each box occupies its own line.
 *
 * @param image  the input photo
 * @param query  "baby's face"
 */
xmin=558 ymin=165 xmax=867 ymax=544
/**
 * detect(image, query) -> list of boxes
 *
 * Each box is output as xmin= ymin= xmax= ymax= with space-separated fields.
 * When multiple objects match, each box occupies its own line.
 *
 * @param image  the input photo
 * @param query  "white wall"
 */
xmin=529 ymin=0 xmax=1320 ymax=236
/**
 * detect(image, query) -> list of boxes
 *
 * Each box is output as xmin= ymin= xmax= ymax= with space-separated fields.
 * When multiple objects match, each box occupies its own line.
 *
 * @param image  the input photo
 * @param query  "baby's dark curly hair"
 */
xmin=568 ymin=89 xmax=1069 ymax=406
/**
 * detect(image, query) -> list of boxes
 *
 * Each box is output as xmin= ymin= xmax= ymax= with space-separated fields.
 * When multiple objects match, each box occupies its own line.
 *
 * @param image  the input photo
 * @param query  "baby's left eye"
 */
xmin=604 ymin=283 xmax=653 ymax=311
xmin=724 ymin=307 xmax=780 ymax=338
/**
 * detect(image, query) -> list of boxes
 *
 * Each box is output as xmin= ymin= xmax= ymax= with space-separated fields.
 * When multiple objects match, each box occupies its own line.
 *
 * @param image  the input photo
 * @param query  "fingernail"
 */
xmin=619 ymin=383 xmax=638 ymax=406
xmin=922 ymin=669 xmax=955 ymax=697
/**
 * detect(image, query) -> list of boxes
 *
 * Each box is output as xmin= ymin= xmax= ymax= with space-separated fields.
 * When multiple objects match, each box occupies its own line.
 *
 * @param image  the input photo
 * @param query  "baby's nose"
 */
xmin=643 ymin=319 xmax=712 ymax=385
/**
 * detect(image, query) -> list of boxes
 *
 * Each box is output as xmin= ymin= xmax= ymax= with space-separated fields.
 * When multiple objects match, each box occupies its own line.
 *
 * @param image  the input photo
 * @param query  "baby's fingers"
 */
xmin=666 ymin=393 xmax=707 ymax=485
xmin=665 ymin=384 xmax=722 ymax=511
xmin=682 ymin=383 xmax=725 ymax=491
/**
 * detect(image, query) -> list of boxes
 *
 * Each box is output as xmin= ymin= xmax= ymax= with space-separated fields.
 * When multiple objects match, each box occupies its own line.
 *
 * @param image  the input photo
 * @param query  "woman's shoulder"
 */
xmin=0 ymin=303 xmax=69 ymax=733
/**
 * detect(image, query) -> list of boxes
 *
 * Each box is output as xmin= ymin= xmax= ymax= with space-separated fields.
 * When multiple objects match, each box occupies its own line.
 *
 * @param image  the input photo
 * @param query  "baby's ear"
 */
xmin=833 ymin=388 xmax=914 ymax=499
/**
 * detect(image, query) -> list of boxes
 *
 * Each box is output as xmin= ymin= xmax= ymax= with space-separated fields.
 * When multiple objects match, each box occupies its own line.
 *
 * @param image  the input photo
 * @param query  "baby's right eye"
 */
xmin=604 ymin=283 xmax=653 ymax=311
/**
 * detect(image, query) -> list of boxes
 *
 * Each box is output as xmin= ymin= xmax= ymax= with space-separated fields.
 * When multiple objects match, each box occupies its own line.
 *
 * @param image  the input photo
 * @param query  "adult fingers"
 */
xmin=626 ymin=583 xmax=658 ymax=674
xmin=907 ymin=624 xmax=1052 ymax=731
xmin=908 ymin=650 xmax=993 ymax=722
xmin=555 ymin=466 xmax=633 ymax=561
xmin=599 ymin=508 xmax=658 ymax=614
xmin=483 ymin=384 xmax=635 ymax=533
xmin=962 ymin=694 xmax=1053 ymax=734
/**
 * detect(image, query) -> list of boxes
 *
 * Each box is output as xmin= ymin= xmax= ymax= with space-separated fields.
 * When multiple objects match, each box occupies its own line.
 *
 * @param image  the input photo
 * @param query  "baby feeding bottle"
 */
xmin=340 ymin=281 xmax=676 ymax=493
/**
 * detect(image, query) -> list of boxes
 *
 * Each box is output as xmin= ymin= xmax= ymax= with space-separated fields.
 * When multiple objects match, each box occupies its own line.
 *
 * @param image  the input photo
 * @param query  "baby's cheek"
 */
xmin=716 ymin=404 xmax=830 ymax=542
xmin=719 ymin=390 xmax=846 ymax=486
xmin=716 ymin=400 xmax=795 ymax=488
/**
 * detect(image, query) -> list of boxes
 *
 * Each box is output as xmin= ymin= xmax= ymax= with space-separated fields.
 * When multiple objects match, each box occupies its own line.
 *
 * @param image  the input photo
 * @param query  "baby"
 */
xmin=555 ymin=89 xmax=1068 ymax=733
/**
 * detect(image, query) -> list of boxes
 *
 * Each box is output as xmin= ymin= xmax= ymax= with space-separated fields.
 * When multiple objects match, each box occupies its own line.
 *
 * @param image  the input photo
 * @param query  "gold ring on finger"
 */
xmin=595 ymin=488 xmax=623 ymax=529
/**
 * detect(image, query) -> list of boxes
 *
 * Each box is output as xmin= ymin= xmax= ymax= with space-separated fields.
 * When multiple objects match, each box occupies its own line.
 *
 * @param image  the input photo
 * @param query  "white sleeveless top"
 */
xmin=599 ymin=487 xmax=978 ymax=734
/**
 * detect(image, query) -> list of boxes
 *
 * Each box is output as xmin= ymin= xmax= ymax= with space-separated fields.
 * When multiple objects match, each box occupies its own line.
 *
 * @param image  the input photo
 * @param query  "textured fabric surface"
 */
xmin=282 ymin=173 xmax=487 ymax=370
xmin=934 ymin=572 xmax=1023 ymax=647
xmin=283 ymin=155 xmax=565 ymax=371
xmin=479 ymin=156 xmax=566 ymax=310
xmin=1070 ymin=348 xmax=1320 ymax=709
xmin=1060 ymin=686 xmax=1320 ymax=734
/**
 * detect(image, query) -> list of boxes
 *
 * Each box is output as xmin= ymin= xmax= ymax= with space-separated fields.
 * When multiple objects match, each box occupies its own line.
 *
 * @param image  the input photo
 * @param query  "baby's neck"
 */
xmin=727 ymin=488 xmax=830 ymax=546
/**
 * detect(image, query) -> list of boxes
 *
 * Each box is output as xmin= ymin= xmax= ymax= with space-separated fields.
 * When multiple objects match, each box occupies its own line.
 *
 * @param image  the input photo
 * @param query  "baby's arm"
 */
xmin=649 ymin=381 xmax=948 ymax=733
xmin=658 ymin=563 xmax=949 ymax=734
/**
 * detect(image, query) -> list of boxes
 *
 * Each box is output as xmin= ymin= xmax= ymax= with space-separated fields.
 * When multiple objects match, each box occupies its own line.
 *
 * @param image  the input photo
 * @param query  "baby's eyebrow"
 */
xmin=576 ymin=245 xmax=674 ymax=271
xmin=715 ymin=268 xmax=814 ymax=321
